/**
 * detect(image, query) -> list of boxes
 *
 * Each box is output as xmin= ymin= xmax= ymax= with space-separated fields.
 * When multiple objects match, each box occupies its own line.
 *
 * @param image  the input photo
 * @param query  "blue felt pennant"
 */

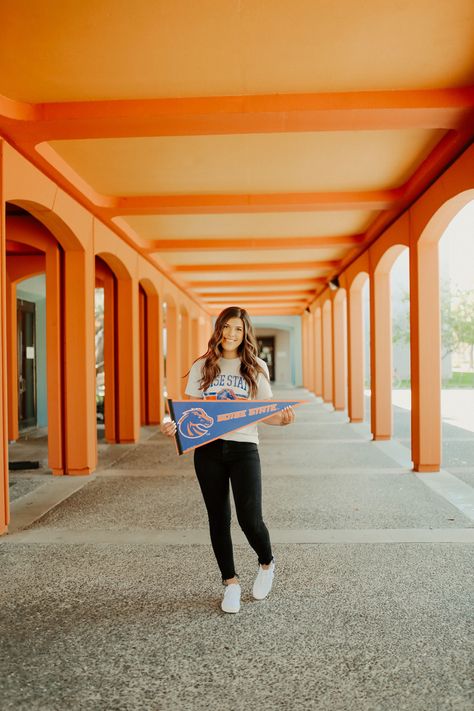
xmin=168 ymin=399 xmax=306 ymax=455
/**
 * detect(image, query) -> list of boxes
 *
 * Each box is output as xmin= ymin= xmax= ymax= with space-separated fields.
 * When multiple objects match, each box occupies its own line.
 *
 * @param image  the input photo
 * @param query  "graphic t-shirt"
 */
xmin=185 ymin=356 xmax=273 ymax=444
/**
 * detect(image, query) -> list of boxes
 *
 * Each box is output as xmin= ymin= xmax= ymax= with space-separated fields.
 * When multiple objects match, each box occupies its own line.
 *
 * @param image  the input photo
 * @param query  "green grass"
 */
xmin=368 ymin=372 xmax=474 ymax=390
xmin=443 ymin=371 xmax=474 ymax=388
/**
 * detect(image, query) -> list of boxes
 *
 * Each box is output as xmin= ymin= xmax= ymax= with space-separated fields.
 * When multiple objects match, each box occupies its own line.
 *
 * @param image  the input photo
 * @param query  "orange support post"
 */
xmin=322 ymin=300 xmax=333 ymax=403
xmin=369 ymin=269 xmax=392 ymax=440
xmin=346 ymin=280 xmax=366 ymax=423
xmin=313 ymin=308 xmax=323 ymax=397
xmin=63 ymin=249 xmax=97 ymax=472
xmin=5 ymin=274 xmax=18 ymax=442
xmin=332 ymin=292 xmax=346 ymax=411
xmin=157 ymin=296 xmax=165 ymax=423
xmin=307 ymin=312 xmax=315 ymax=393
xmin=44 ymin=243 xmax=64 ymax=473
xmin=191 ymin=318 xmax=199 ymax=363
xmin=0 ymin=143 xmax=9 ymax=533
xmin=409 ymin=240 xmax=441 ymax=472
xmin=145 ymin=292 xmax=161 ymax=424
xmin=180 ymin=309 xmax=190 ymax=397
xmin=200 ymin=316 xmax=211 ymax=356
xmin=165 ymin=301 xmax=180 ymax=400
xmin=115 ymin=276 xmax=140 ymax=442
xmin=301 ymin=312 xmax=309 ymax=389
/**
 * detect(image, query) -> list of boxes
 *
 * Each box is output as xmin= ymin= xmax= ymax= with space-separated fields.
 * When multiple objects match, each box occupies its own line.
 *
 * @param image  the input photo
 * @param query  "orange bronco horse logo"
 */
xmin=178 ymin=408 xmax=214 ymax=439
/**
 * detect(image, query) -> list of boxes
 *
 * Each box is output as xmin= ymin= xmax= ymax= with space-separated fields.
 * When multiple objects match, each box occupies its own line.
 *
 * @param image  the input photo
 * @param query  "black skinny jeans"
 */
xmin=193 ymin=439 xmax=273 ymax=581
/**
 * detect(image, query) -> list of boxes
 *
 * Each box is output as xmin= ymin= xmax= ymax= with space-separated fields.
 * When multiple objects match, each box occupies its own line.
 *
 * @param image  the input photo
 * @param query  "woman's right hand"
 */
xmin=160 ymin=419 xmax=177 ymax=437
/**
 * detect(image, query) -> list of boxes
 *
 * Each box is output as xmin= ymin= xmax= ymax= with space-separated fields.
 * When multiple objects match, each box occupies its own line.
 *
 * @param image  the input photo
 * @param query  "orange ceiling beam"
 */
xmin=110 ymin=189 xmax=398 ymax=216
xmin=200 ymin=290 xmax=314 ymax=299
xmin=190 ymin=277 xmax=326 ymax=288
xmin=209 ymin=306 xmax=305 ymax=316
xmin=204 ymin=293 xmax=310 ymax=301
xmin=1 ymin=88 xmax=473 ymax=142
xmin=174 ymin=260 xmax=339 ymax=273
xmin=146 ymin=235 xmax=363 ymax=252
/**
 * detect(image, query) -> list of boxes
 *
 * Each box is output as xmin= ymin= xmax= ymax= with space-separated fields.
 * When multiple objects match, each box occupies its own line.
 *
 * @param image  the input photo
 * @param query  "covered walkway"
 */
xmin=2 ymin=388 xmax=472 ymax=710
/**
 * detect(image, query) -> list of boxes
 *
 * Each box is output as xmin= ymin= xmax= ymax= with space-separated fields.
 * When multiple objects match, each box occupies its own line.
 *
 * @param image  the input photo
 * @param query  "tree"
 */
xmin=392 ymin=283 xmax=474 ymax=367
xmin=450 ymin=288 xmax=474 ymax=369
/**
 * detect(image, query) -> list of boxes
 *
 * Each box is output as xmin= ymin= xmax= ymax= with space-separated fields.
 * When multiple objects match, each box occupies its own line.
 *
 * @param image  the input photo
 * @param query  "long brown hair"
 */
xmin=197 ymin=306 xmax=267 ymax=398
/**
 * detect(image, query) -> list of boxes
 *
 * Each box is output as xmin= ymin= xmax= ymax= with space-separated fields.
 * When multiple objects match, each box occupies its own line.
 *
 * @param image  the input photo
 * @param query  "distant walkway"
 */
xmin=391 ymin=388 xmax=474 ymax=433
xmin=1 ymin=388 xmax=473 ymax=711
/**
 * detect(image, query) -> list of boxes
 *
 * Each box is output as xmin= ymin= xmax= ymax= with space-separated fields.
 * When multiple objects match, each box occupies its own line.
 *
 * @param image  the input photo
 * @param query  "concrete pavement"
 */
xmin=1 ymin=389 xmax=473 ymax=710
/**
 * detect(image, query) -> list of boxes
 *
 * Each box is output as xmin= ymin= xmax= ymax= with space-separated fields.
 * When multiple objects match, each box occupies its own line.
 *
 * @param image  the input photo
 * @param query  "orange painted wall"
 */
xmin=0 ymin=140 xmax=209 ymax=533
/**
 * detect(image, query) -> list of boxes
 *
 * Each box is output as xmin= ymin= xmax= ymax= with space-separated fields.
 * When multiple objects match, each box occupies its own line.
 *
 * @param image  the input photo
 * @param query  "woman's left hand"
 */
xmin=279 ymin=406 xmax=295 ymax=426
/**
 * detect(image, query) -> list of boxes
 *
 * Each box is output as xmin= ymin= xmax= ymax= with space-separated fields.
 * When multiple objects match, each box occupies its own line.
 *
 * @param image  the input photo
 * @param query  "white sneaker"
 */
xmin=252 ymin=560 xmax=275 ymax=600
xmin=221 ymin=583 xmax=241 ymax=613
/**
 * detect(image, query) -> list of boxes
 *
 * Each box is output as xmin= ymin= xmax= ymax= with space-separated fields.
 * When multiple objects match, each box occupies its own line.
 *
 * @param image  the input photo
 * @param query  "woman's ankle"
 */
xmin=224 ymin=576 xmax=239 ymax=585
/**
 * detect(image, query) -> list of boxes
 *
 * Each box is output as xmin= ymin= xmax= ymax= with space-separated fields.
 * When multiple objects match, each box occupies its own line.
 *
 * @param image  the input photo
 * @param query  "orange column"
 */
xmin=157 ymin=296 xmax=165 ymax=422
xmin=370 ymin=269 xmax=392 ymax=440
xmin=313 ymin=309 xmax=323 ymax=397
xmin=0 ymin=145 xmax=9 ymax=533
xmin=322 ymin=301 xmax=333 ymax=403
xmin=115 ymin=276 xmax=140 ymax=442
xmin=63 ymin=249 xmax=97 ymax=472
xmin=6 ymin=274 xmax=18 ymax=441
xmin=307 ymin=312 xmax=314 ymax=393
xmin=332 ymin=293 xmax=346 ymax=411
xmin=165 ymin=304 xmax=180 ymax=400
xmin=45 ymin=243 xmax=65 ymax=474
xmin=180 ymin=311 xmax=190 ymax=397
xmin=346 ymin=284 xmax=365 ymax=423
xmin=409 ymin=240 xmax=441 ymax=472
xmin=146 ymin=293 xmax=161 ymax=424
xmin=191 ymin=319 xmax=199 ymax=362
xmin=301 ymin=311 xmax=311 ymax=390
xmin=198 ymin=316 xmax=210 ymax=357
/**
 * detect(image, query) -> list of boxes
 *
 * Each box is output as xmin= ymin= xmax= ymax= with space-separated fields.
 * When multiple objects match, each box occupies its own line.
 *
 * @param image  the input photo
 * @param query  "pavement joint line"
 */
xmin=414 ymin=472 xmax=474 ymax=522
xmin=2 ymin=527 xmax=474 ymax=546
xmin=7 ymin=474 xmax=97 ymax=534
xmin=350 ymin=421 xmax=474 ymax=522
xmin=261 ymin=438 xmax=370 ymax=444
xmin=96 ymin=466 xmax=410 ymax=477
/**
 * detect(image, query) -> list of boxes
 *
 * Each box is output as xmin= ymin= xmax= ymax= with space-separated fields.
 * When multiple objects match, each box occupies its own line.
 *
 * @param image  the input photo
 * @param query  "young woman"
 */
xmin=161 ymin=306 xmax=295 ymax=614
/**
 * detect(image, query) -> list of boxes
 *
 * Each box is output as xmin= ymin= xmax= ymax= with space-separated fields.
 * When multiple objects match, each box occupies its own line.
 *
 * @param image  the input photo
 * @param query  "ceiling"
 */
xmin=1 ymin=0 xmax=474 ymax=315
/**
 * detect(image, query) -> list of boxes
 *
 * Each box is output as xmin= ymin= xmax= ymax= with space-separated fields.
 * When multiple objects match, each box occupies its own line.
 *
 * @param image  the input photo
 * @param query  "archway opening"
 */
xmin=94 ymin=256 xmax=117 ymax=443
xmin=5 ymin=205 xmax=64 ymax=475
xmin=390 ymin=248 xmax=411 ymax=446
xmin=138 ymin=281 xmax=161 ymax=426
xmin=438 ymin=200 xmax=474 ymax=466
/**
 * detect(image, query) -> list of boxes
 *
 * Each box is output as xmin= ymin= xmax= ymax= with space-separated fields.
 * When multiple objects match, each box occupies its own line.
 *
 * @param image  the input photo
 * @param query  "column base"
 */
xmin=350 ymin=418 xmax=363 ymax=423
xmin=51 ymin=468 xmax=65 ymax=476
xmin=372 ymin=435 xmax=391 ymax=441
xmin=66 ymin=467 xmax=95 ymax=476
xmin=413 ymin=464 xmax=440 ymax=473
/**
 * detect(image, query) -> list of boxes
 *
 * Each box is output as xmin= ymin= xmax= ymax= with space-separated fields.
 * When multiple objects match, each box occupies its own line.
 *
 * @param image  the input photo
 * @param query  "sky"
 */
xmin=441 ymin=199 xmax=474 ymax=291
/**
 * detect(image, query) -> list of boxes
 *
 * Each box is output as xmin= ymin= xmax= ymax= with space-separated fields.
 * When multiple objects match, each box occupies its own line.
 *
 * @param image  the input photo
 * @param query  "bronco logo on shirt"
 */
xmin=178 ymin=408 xmax=214 ymax=439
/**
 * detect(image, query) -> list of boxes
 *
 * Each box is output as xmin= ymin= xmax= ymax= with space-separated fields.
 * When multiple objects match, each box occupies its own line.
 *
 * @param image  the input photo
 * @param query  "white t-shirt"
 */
xmin=185 ymin=356 xmax=273 ymax=444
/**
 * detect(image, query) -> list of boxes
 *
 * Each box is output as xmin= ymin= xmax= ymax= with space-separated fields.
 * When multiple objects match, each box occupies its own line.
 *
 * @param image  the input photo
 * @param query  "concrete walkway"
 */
xmin=1 ymin=389 xmax=473 ymax=711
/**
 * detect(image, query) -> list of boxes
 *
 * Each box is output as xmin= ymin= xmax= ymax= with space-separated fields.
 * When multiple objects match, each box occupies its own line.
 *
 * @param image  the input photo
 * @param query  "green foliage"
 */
xmin=392 ymin=282 xmax=474 ymax=365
